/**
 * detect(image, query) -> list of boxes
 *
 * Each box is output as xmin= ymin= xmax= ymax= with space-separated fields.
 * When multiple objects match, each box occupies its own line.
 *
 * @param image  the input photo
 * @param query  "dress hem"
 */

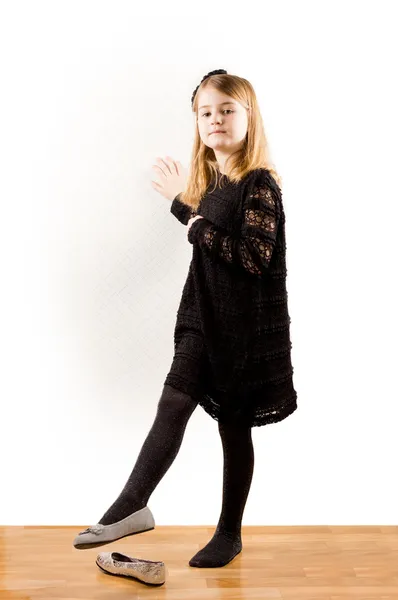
xmin=164 ymin=374 xmax=298 ymax=428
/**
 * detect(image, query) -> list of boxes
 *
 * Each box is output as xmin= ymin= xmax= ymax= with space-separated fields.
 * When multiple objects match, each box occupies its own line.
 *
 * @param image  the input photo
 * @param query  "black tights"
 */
xmin=98 ymin=383 xmax=254 ymax=539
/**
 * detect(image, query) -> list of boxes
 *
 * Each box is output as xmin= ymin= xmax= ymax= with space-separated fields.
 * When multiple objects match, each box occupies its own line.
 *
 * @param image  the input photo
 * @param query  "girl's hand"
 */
xmin=187 ymin=214 xmax=204 ymax=232
xmin=151 ymin=156 xmax=188 ymax=201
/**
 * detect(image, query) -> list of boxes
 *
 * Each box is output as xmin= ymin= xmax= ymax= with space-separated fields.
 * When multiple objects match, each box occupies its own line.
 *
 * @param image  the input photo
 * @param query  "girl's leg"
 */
xmin=189 ymin=419 xmax=255 ymax=568
xmin=98 ymin=384 xmax=198 ymax=525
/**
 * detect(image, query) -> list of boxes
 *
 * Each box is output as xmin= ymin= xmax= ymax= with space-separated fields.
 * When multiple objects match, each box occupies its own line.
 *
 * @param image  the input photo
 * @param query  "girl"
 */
xmin=73 ymin=69 xmax=298 ymax=569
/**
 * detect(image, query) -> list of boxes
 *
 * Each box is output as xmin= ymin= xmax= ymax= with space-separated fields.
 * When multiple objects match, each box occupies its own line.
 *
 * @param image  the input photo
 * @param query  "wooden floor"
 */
xmin=1 ymin=525 xmax=397 ymax=599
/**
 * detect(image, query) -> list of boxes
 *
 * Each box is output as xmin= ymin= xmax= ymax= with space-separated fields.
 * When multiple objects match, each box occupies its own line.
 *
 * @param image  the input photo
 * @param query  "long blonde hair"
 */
xmin=179 ymin=72 xmax=282 ymax=211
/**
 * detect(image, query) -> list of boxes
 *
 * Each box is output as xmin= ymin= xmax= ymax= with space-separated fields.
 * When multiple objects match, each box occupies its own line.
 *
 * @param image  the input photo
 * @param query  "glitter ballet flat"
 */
xmin=96 ymin=551 xmax=166 ymax=585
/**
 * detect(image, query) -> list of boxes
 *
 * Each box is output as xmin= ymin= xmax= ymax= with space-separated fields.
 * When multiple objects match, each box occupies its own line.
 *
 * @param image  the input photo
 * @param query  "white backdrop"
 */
xmin=1 ymin=0 xmax=397 ymax=526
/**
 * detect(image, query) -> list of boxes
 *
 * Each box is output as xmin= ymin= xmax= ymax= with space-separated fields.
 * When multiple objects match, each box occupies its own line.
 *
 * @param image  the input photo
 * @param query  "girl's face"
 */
xmin=196 ymin=87 xmax=249 ymax=154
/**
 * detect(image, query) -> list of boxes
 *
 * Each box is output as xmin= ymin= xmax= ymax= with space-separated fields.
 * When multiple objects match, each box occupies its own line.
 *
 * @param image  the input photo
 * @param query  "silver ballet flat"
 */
xmin=96 ymin=551 xmax=166 ymax=585
xmin=73 ymin=505 xmax=155 ymax=549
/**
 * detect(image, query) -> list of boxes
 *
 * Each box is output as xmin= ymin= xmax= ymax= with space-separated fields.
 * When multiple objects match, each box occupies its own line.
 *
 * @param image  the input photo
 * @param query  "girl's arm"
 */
xmin=170 ymin=193 xmax=197 ymax=225
xmin=187 ymin=171 xmax=282 ymax=277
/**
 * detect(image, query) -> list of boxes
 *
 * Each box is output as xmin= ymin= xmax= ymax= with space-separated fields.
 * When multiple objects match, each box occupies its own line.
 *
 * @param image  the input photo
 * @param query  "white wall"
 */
xmin=1 ymin=0 xmax=397 ymax=526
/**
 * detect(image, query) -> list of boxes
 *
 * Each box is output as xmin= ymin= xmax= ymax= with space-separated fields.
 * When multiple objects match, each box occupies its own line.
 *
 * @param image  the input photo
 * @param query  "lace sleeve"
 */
xmin=170 ymin=194 xmax=197 ymax=225
xmin=187 ymin=171 xmax=281 ymax=276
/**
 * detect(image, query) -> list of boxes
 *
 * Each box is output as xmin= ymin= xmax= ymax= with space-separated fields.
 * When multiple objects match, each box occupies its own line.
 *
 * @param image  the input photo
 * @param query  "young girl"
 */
xmin=73 ymin=69 xmax=298 ymax=569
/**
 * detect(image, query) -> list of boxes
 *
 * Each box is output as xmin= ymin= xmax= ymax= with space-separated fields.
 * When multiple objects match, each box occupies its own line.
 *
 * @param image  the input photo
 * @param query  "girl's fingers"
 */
xmin=158 ymin=156 xmax=175 ymax=174
xmin=165 ymin=156 xmax=178 ymax=175
xmin=174 ymin=160 xmax=182 ymax=176
xmin=155 ymin=157 xmax=170 ymax=175
xmin=152 ymin=164 xmax=167 ymax=181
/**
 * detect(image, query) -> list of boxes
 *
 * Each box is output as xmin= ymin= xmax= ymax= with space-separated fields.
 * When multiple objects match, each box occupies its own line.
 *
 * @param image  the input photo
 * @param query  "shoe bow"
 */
xmin=79 ymin=523 xmax=104 ymax=535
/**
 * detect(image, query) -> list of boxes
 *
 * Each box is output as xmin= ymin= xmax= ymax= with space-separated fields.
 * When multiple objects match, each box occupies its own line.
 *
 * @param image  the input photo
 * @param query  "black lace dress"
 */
xmin=164 ymin=168 xmax=298 ymax=427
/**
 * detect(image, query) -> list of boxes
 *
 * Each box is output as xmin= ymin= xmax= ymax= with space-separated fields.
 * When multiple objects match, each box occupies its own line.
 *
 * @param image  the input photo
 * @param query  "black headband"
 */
xmin=191 ymin=69 xmax=228 ymax=107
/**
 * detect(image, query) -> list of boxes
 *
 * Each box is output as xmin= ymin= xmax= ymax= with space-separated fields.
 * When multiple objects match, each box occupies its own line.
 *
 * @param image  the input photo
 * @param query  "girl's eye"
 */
xmin=202 ymin=109 xmax=233 ymax=117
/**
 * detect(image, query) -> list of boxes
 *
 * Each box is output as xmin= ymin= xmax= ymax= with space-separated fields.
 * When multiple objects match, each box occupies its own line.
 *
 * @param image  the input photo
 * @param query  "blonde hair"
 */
xmin=179 ymin=72 xmax=282 ymax=211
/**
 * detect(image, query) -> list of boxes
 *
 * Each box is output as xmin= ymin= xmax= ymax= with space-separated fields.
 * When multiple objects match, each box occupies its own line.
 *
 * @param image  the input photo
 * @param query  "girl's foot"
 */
xmin=189 ymin=529 xmax=242 ymax=568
